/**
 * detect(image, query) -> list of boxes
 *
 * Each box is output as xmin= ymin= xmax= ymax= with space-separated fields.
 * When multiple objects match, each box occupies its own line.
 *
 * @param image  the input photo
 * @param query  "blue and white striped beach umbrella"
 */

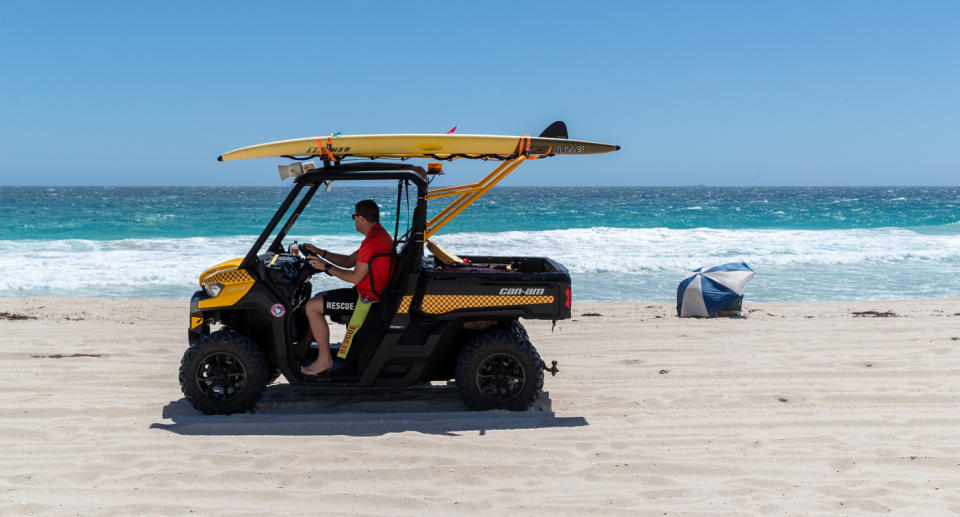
xmin=677 ymin=262 xmax=755 ymax=317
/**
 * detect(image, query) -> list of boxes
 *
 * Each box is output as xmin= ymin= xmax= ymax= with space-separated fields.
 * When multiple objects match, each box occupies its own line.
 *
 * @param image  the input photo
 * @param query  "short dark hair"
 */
xmin=355 ymin=199 xmax=380 ymax=223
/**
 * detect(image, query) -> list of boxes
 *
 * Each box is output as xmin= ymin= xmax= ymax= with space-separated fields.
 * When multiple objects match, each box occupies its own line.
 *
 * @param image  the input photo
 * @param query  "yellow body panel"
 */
xmin=197 ymin=263 xmax=255 ymax=309
xmin=199 ymin=258 xmax=244 ymax=284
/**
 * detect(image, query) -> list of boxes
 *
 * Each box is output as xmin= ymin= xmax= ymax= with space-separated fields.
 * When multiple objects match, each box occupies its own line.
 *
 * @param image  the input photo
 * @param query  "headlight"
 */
xmin=204 ymin=283 xmax=223 ymax=297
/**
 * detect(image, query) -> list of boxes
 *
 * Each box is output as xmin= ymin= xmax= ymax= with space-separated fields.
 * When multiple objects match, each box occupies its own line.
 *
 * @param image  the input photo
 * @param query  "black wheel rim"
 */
xmin=195 ymin=351 xmax=247 ymax=402
xmin=476 ymin=353 xmax=526 ymax=403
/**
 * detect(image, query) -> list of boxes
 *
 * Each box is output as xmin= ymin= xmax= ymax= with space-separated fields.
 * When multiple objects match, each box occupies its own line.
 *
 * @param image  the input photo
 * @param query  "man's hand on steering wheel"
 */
xmin=300 ymin=242 xmax=327 ymax=258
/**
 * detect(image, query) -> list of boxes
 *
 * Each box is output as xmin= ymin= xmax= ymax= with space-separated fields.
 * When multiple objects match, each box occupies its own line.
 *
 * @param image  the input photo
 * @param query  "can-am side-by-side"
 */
xmin=181 ymin=122 xmax=619 ymax=414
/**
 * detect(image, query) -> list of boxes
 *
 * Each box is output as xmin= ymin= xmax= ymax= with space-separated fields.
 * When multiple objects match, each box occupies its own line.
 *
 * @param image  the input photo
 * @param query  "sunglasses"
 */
xmin=351 ymin=213 xmax=360 ymax=219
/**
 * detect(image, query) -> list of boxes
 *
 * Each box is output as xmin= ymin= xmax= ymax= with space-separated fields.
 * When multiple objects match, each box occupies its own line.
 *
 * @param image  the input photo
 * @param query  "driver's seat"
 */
xmin=337 ymin=239 xmax=420 ymax=373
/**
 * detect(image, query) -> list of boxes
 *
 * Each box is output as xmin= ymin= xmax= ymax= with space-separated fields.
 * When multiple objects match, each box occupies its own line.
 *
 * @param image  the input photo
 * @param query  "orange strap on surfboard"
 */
xmin=315 ymin=137 xmax=336 ymax=162
xmin=326 ymin=134 xmax=337 ymax=161
xmin=528 ymin=145 xmax=552 ymax=160
xmin=517 ymin=134 xmax=532 ymax=157
xmin=516 ymin=134 xmax=551 ymax=160
xmin=317 ymin=134 xmax=336 ymax=162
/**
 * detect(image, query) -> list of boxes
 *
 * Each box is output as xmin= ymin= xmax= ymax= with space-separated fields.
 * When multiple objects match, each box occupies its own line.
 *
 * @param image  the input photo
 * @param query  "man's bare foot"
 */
xmin=301 ymin=359 xmax=334 ymax=376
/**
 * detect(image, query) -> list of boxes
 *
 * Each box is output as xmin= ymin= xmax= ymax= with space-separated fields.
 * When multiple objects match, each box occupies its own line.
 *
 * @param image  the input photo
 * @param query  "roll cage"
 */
xmin=238 ymin=162 xmax=430 ymax=273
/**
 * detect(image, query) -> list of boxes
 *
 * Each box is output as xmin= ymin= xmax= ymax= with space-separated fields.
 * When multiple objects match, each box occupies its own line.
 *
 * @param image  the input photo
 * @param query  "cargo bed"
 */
xmin=418 ymin=255 xmax=572 ymax=320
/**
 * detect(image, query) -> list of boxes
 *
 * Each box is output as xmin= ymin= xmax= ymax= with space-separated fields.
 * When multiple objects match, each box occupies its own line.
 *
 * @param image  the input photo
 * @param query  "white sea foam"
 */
xmin=2 ymin=227 xmax=960 ymax=301
xmin=431 ymin=226 xmax=960 ymax=271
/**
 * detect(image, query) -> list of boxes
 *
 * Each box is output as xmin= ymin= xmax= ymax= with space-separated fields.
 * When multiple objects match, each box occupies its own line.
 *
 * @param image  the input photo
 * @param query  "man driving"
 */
xmin=300 ymin=199 xmax=394 ymax=375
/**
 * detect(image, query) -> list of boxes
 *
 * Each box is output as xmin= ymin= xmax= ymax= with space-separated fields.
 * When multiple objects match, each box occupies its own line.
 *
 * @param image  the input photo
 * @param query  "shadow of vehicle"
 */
xmin=151 ymin=383 xmax=588 ymax=437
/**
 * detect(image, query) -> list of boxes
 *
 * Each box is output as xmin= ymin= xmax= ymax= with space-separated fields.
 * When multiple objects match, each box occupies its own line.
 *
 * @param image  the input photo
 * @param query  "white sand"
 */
xmin=2 ymin=296 xmax=960 ymax=515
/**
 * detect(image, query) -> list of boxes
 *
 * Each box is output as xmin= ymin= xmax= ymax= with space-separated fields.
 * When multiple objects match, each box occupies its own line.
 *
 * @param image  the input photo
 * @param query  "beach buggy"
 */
xmin=180 ymin=122 xmax=619 ymax=414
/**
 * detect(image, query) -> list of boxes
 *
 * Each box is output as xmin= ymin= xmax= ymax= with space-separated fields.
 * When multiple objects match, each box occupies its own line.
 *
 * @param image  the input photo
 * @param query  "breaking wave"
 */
xmin=3 ymin=226 xmax=960 ymax=301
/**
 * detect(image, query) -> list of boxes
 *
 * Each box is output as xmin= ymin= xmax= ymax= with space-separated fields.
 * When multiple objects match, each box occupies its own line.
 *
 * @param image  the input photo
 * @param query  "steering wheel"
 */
xmin=297 ymin=242 xmax=320 ymax=257
xmin=291 ymin=244 xmax=320 ymax=283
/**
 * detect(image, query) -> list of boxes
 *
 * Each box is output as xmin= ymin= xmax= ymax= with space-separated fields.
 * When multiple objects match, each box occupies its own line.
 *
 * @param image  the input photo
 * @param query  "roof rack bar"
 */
xmin=426 ymin=184 xmax=478 ymax=198
xmin=425 ymin=156 xmax=526 ymax=239
xmin=425 ymin=162 xmax=511 ymax=228
xmin=426 ymin=159 xmax=513 ymax=200
xmin=426 ymin=159 xmax=515 ymax=229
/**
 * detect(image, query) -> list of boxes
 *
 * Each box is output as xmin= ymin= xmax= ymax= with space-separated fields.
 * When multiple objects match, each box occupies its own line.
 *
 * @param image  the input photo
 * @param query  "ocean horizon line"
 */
xmin=4 ymin=184 xmax=960 ymax=188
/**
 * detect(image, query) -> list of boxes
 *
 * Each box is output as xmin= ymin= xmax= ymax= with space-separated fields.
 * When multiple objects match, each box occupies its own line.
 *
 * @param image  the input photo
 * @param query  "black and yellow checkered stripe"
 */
xmin=396 ymin=294 xmax=554 ymax=315
xmin=202 ymin=269 xmax=254 ymax=286
xmin=197 ymin=268 xmax=256 ymax=309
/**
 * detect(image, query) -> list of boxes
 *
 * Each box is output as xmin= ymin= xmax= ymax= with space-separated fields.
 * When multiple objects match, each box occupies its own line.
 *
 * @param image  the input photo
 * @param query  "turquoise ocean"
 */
xmin=2 ymin=186 xmax=959 ymax=302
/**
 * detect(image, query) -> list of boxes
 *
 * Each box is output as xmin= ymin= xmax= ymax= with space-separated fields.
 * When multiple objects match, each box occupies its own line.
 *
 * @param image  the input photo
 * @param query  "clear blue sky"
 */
xmin=1 ymin=1 xmax=958 ymax=186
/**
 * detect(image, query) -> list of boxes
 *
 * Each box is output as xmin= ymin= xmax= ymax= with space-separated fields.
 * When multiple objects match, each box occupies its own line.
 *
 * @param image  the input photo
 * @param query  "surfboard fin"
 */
xmin=539 ymin=121 xmax=568 ymax=139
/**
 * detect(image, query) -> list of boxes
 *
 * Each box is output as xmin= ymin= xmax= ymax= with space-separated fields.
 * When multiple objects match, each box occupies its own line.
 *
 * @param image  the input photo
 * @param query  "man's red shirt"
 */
xmin=355 ymin=223 xmax=394 ymax=301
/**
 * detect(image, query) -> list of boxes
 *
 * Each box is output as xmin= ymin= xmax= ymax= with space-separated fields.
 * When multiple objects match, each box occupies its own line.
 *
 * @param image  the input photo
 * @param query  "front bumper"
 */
xmin=188 ymin=290 xmax=210 ymax=344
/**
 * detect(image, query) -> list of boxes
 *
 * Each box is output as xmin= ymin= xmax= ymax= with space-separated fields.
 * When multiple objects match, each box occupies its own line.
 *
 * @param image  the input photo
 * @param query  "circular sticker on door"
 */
xmin=270 ymin=303 xmax=286 ymax=317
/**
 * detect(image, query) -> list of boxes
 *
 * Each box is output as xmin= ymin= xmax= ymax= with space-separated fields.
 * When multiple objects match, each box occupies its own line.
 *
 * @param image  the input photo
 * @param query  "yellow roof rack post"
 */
xmin=425 ymin=156 xmax=526 ymax=239
xmin=426 ymin=159 xmax=512 ymax=231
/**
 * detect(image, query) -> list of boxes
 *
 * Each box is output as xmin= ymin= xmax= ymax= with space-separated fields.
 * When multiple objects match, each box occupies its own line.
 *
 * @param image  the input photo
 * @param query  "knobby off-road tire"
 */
xmin=455 ymin=329 xmax=544 ymax=411
xmin=179 ymin=329 xmax=269 ymax=415
xmin=504 ymin=319 xmax=529 ymax=341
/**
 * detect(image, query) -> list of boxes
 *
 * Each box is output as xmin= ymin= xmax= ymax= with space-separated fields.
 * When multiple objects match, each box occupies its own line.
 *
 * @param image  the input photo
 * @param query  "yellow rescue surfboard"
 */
xmin=218 ymin=121 xmax=619 ymax=162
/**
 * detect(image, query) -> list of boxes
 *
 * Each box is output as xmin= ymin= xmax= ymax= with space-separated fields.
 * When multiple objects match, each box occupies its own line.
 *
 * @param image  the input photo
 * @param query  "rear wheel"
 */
xmin=179 ymin=329 xmax=269 ymax=415
xmin=504 ymin=319 xmax=529 ymax=341
xmin=455 ymin=329 xmax=544 ymax=411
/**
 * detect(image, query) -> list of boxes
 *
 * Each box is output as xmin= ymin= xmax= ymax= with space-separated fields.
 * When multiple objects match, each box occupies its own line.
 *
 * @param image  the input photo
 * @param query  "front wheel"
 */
xmin=455 ymin=330 xmax=544 ymax=411
xmin=179 ymin=329 xmax=269 ymax=415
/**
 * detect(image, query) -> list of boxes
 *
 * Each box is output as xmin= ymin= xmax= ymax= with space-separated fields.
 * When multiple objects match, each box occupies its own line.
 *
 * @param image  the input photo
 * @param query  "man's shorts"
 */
xmin=317 ymin=288 xmax=378 ymax=359
xmin=321 ymin=288 xmax=360 ymax=320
